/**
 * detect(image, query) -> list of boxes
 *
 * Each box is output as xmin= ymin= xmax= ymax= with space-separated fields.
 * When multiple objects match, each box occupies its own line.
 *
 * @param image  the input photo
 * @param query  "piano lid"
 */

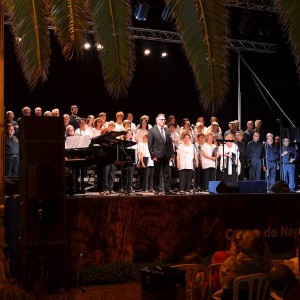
xmin=90 ymin=130 xmax=125 ymax=145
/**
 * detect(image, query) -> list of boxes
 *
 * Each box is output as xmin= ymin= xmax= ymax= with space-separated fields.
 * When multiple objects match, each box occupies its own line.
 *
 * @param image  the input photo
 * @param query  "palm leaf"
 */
xmin=274 ymin=0 xmax=300 ymax=77
xmin=48 ymin=0 xmax=88 ymax=59
xmin=88 ymin=0 xmax=135 ymax=99
xmin=4 ymin=0 xmax=50 ymax=89
xmin=167 ymin=0 xmax=230 ymax=113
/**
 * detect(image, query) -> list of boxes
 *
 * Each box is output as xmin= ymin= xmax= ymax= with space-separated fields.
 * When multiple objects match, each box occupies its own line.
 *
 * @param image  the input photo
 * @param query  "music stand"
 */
xmin=116 ymin=140 xmax=143 ymax=196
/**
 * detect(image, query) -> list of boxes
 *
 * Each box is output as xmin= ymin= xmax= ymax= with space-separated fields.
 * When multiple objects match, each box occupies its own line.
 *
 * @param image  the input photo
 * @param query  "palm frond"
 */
xmin=48 ymin=0 xmax=88 ymax=59
xmin=4 ymin=0 xmax=51 ymax=89
xmin=88 ymin=0 xmax=135 ymax=99
xmin=167 ymin=0 xmax=230 ymax=113
xmin=274 ymin=0 xmax=300 ymax=77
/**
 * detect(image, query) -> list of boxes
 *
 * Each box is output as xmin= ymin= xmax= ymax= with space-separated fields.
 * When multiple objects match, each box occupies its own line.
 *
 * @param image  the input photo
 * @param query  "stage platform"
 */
xmin=64 ymin=191 xmax=300 ymax=270
xmin=5 ymin=190 xmax=300 ymax=275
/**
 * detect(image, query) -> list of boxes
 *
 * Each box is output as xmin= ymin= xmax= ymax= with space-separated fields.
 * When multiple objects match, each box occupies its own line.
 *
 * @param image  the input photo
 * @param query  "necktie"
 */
xmin=160 ymin=127 xmax=165 ymax=142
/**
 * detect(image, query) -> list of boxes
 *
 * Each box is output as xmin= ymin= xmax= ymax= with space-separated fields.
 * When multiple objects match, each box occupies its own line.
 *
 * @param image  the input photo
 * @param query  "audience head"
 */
xmin=229 ymin=229 xmax=244 ymax=255
xmin=239 ymin=229 xmax=269 ymax=257
xmin=267 ymin=264 xmax=299 ymax=298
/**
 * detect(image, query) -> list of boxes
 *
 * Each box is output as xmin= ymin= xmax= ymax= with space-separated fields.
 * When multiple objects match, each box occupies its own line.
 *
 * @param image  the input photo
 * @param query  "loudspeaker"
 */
xmin=216 ymin=181 xmax=240 ymax=193
xmin=270 ymin=180 xmax=290 ymax=193
xmin=5 ymin=176 xmax=19 ymax=196
xmin=18 ymin=116 xmax=66 ymax=292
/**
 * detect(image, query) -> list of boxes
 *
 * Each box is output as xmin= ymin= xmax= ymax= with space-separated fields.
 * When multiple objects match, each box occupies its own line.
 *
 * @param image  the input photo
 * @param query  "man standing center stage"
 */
xmin=148 ymin=113 xmax=174 ymax=195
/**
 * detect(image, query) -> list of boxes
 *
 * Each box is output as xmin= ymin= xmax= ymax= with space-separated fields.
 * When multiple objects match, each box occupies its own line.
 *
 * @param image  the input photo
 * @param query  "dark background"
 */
xmin=4 ymin=5 xmax=300 ymax=134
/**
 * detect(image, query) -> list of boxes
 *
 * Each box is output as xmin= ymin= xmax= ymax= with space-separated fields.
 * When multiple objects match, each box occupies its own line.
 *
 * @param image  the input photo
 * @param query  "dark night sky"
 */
xmin=4 ymin=6 xmax=300 ymax=134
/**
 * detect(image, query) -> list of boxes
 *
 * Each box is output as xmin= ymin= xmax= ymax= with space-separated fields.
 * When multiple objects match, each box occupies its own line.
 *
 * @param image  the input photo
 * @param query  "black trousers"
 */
xmin=153 ymin=156 xmax=171 ymax=193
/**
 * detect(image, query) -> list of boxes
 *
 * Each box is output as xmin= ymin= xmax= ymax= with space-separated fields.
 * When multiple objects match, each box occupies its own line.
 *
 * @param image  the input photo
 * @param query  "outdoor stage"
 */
xmin=66 ymin=189 xmax=300 ymax=271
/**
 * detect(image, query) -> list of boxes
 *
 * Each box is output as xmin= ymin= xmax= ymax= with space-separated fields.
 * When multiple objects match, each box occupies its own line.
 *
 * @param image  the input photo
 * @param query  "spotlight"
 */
xmin=161 ymin=51 xmax=168 ymax=58
xmin=160 ymin=44 xmax=168 ymax=58
xmin=161 ymin=5 xmax=172 ymax=22
xmin=134 ymin=2 xmax=150 ymax=21
xmin=96 ymin=43 xmax=104 ymax=50
xmin=144 ymin=48 xmax=151 ymax=56
xmin=16 ymin=37 xmax=22 ymax=43
xmin=83 ymin=42 xmax=91 ymax=50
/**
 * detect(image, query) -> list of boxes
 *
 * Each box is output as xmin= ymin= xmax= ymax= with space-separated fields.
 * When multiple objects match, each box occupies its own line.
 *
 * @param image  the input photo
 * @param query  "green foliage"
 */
xmin=73 ymin=261 xmax=170 ymax=286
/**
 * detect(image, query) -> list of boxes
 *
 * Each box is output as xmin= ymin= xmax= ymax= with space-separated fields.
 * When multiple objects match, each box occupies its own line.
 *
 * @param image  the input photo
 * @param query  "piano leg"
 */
xmin=79 ymin=167 xmax=86 ymax=194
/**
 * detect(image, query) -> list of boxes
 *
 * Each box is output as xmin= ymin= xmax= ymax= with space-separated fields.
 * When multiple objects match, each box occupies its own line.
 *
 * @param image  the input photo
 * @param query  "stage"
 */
xmin=5 ymin=188 xmax=300 ymax=282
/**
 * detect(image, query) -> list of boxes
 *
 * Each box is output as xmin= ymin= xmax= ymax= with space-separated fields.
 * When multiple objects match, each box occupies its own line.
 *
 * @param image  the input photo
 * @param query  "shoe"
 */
xmin=179 ymin=191 xmax=185 ymax=195
xmin=154 ymin=191 xmax=160 ymax=195
xmin=165 ymin=191 xmax=176 ymax=195
xmin=109 ymin=190 xmax=116 ymax=194
xmin=148 ymin=189 xmax=154 ymax=193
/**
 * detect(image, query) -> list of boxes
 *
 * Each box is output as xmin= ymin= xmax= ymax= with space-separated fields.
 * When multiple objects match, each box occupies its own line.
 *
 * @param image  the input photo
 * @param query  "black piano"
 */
xmin=65 ymin=131 xmax=135 ymax=194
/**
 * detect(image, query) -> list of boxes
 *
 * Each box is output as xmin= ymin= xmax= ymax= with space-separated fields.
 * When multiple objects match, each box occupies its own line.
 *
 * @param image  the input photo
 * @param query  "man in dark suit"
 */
xmin=148 ymin=113 xmax=174 ymax=195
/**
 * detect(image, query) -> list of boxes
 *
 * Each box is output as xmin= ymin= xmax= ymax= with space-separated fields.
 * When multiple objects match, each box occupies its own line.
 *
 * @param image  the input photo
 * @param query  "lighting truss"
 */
xmin=227 ymin=0 xmax=277 ymax=13
xmin=130 ymin=27 xmax=276 ymax=54
xmin=4 ymin=13 xmax=276 ymax=54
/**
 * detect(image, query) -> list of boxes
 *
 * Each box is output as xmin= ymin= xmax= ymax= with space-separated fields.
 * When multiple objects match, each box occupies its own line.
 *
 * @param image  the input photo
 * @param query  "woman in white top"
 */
xmin=75 ymin=118 xmax=91 ymax=137
xmin=218 ymin=133 xmax=240 ymax=182
xmin=137 ymin=133 xmax=154 ymax=192
xmin=90 ymin=117 xmax=102 ymax=138
xmin=135 ymin=119 xmax=149 ymax=143
xmin=201 ymin=132 xmax=220 ymax=191
xmin=177 ymin=131 xmax=198 ymax=193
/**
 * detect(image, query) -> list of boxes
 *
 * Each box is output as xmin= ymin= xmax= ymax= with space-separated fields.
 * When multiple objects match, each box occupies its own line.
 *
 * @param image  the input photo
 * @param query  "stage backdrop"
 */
xmin=66 ymin=193 xmax=300 ymax=270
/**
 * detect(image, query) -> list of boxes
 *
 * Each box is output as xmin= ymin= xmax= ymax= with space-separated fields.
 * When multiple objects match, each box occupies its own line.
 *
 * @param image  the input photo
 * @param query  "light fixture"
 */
xmin=134 ymin=2 xmax=150 ymax=21
xmin=161 ymin=5 xmax=172 ymax=22
xmin=160 ymin=44 xmax=168 ymax=58
xmin=144 ymin=48 xmax=151 ymax=56
xmin=96 ymin=43 xmax=104 ymax=50
xmin=83 ymin=42 xmax=91 ymax=50
xmin=16 ymin=37 xmax=22 ymax=43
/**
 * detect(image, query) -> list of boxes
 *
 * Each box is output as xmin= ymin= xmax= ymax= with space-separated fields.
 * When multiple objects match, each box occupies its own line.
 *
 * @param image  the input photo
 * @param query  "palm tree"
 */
xmin=2 ymin=0 xmax=300 ymax=113
xmin=0 ymin=0 xmax=300 ymax=200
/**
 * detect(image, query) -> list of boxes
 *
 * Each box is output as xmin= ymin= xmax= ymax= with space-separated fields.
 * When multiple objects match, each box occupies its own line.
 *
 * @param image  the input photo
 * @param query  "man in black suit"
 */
xmin=148 ymin=113 xmax=174 ymax=195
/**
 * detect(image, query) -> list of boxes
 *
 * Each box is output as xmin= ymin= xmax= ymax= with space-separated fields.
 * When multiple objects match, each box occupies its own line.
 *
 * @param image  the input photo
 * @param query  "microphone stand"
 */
xmin=264 ymin=142 xmax=270 ymax=192
xmin=277 ymin=119 xmax=284 ymax=181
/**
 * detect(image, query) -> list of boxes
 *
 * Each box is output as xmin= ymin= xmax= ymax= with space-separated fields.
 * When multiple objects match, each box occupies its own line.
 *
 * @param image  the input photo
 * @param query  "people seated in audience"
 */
xmin=267 ymin=264 xmax=300 ymax=300
xmin=219 ymin=229 xmax=271 ymax=300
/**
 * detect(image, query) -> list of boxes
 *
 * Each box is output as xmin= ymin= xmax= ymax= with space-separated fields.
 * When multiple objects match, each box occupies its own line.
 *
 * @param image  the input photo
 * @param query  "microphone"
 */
xmin=276 ymin=119 xmax=281 ymax=123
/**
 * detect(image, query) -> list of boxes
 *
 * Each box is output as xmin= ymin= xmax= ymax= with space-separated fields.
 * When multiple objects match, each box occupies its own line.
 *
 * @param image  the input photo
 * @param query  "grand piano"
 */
xmin=65 ymin=131 xmax=136 ymax=194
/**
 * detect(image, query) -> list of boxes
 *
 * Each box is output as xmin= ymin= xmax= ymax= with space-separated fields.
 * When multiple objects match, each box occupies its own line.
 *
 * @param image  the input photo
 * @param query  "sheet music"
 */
xmin=65 ymin=136 xmax=91 ymax=149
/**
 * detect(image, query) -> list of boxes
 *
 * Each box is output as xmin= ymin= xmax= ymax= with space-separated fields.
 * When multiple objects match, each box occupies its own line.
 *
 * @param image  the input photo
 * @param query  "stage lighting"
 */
xmin=96 ymin=43 xmax=104 ymax=50
xmin=134 ymin=2 xmax=150 ymax=21
xmin=144 ymin=48 xmax=151 ymax=56
xmin=161 ymin=5 xmax=172 ymax=22
xmin=160 ymin=44 xmax=168 ymax=58
xmin=83 ymin=42 xmax=91 ymax=50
